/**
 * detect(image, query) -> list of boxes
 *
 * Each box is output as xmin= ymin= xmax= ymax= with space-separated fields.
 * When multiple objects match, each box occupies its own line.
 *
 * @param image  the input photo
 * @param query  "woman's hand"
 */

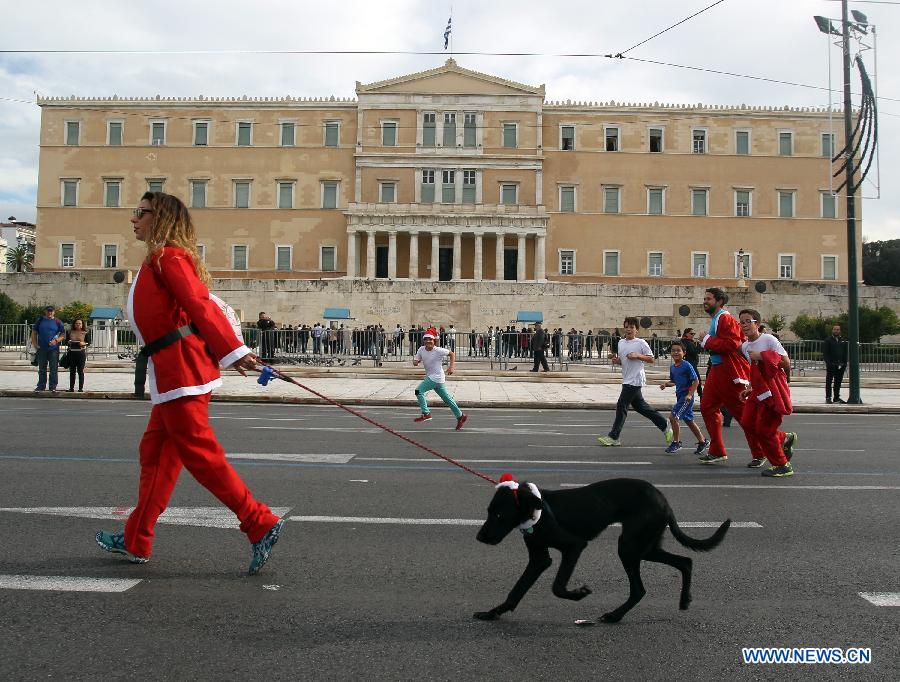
xmin=231 ymin=352 xmax=260 ymax=377
xmin=739 ymin=387 xmax=752 ymax=401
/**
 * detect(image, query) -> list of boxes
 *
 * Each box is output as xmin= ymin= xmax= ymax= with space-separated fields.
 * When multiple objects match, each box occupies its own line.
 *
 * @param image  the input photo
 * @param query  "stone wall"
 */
xmin=2 ymin=271 xmax=898 ymax=340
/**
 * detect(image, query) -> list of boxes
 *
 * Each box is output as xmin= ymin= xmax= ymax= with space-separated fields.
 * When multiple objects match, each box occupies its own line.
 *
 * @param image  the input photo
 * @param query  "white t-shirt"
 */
xmin=742 ymin=333 xmax=788 ymax=361
xmin=616 ymin=337 xmax=652 ymax=387
xmin=415 ymin=345 xmax=451 ymax=383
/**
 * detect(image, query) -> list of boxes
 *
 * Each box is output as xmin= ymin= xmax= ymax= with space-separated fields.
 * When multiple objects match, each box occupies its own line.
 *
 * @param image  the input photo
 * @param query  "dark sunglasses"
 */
xmin=132 ymin=208 xmax=155 ymax=218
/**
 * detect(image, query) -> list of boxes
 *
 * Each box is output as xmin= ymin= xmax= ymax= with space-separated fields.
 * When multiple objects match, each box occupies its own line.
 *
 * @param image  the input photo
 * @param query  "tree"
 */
xmin=863 ymin=239 xmax=900 ymax=286
xmin=790 ymin=306 xmax=900 ymax=343
xmin=789 ymin=314 xmax=830 ymax=341
xmin=18 ymin=303 xmax=51 ymax=325
xmin=766 ymin=313 xmax=786 ymax=336
xmin=5 ymin=243 xmax=33 ymax=273
xmin=0 ymin=291 xmax=22 ymax=324
xmin=57 ymin=301 xmax=93 ymax=326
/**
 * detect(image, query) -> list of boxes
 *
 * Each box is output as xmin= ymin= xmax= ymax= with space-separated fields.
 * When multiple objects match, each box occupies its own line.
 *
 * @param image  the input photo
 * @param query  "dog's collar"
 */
xmin=496 ymin=479 xmax=542 ymax=531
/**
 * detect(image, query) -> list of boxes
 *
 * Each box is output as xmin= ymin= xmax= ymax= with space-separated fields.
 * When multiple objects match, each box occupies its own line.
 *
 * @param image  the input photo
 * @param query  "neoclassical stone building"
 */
xmin=35 ymin=59 xmax=855 ymax=286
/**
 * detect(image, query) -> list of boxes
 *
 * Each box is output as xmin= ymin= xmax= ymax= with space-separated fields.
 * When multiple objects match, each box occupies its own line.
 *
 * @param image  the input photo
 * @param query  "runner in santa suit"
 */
xmin=95 ymin=191 xmax=283 ymax=574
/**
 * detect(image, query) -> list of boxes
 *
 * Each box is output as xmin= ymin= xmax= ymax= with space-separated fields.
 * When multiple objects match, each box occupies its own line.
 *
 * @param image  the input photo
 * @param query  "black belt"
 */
xmin=134 ymin=324 xmax=199 ymax=397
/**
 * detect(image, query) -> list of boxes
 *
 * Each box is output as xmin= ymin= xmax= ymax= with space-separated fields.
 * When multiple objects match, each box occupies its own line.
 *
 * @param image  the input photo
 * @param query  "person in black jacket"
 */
xmin=529 ymin=322 xmax=551 ymax=372
xmin=823 ymin=324 xmax=848 ymax=404
xmin=680 ymin=328 xmax=703 ymax=398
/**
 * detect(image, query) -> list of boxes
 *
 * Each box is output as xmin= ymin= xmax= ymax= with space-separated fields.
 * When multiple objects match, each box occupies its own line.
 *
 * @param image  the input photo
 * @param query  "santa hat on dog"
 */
xmin=423 ymin=327 xmax=438 ymax=340
xmin=496 ymin=472 xmax=542 ymax=530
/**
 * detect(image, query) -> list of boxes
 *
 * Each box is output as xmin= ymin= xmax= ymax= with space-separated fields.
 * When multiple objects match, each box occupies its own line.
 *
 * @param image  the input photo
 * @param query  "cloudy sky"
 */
xmin=1 ymin=0 xmax=896 ymax=240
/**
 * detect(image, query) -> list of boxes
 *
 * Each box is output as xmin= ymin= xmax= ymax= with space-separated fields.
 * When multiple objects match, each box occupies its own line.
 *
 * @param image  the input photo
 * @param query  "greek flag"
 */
xmin=444 ymin=16 xmax=452 ymax=50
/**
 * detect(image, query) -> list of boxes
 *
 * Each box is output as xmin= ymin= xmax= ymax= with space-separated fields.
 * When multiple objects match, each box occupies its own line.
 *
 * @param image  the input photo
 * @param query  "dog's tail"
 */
xmin=668 ymin=515 xmax=731 ymax=552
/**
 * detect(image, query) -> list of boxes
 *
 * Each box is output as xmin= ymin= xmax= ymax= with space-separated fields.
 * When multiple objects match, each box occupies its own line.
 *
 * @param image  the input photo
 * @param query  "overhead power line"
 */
xmin=616 ymin=0 xmax=727 ymax=57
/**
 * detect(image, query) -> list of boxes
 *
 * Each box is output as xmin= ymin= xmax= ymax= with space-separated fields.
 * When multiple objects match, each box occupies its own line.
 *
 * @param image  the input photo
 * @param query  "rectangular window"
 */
xmin=692 ymin=129 xmax=706 ymax=154
xmin=443 ymin=113 xmax=456 ymax=147
xmin=193 ymin=121 xmax=208 ymax=146
xmin=648 ymin=187 xmax=664 ymax=215
xmin=463 ymin=112 xmax=476 ymax=147
xmin=190 ymin=180 xmax=207 ymax=209
xmin=561 ymin=125 xmax=575 ymax=151
xmin=421 ymin=170 xmax=435 ymax=203
xmin=422 ymin=113 xmax=436 ymax=147
xmin=605 ymin=127 xmax=619 ymax=152
xmin=604 ymin=251 xmax=620 ymax=276
xmin=648 ymin=252 xmax=663 ymax=276
xmin=151 ymin=121 xmax=165 ymax=146
xmin=442 ymin=170 xmax=456 ymax=203
xmin=735 ymin=130 xmax=750 ymax=155
xmin=778 ymin=190 xmax=795 ymax=218
xmin=324 ymin=121 xmax=339 ymax=147
xmin=559 ymin=186 xmax=575 ymax=213
xmin=382 ymin=121 xmax=397 ymax=146
xmin=735 ymin=190 xmax=751 ymax=217
xmin=462 ymin=169 xmax=476 ymax=203
xmin=321 ymin=246 xmax=336 ymax=272
xmin=821 ymin=191 xmax=837 ymax=218
xmin=779 ymin=254 xmax=794 ymax=279
xmin=147 ymin=179 xmax=165 ymax=193
xmin=779 ymin=131 xmax=793 ymax=156
xmin=107 ymin=121 xmax=123 ymax=146
xmin=560 ymin=250 xmax=575 ymax=275
xmin=380 ymin=182 xmax=396 ymax=203
xmin=234 ymin=181 xmax=251 ymax=208
xmin=278 ymin=182 xmax=294 ymax=209
xmin=232 ymin=245 xmax=248 ymax=271
xmin=736 ymin=252 xmax=752 ymax=279
xmin=692 ymin=189 xmax=708 ymax=216
xmin=60 ymin=243 xmax=75 ymax=268
xmin=237 ymin=122 xmax=252 ymax=146
xmin=104 ymin=244 xmax=118 ymax=269
xmin=104 ymin=180 xmax=121 ymax=208
xmin=62 ymin=180 xmax=78 ymax=207
xmin=692 ymin=252 xmax=708 ymax=277
xmin=503 ymin=123 xmax=517 ymax=148
xmin=197 ymin=244 xmax=206 ymax=263
xmin=65 ymin=121 xmax=80 ymax=145
xmin=276 ymin=246 xmax=292 ymax=271
xmin=322 ymin=181 xmax=338 ymax=209
xmin=280 ymin=122 xmax=295 ymax=147
xmin=603 ymin=186 xmax=620 ymax=214
xmin=822 ymin=132 xmax=835 ymax=158
xmin=823 ymin=255 xmax=837 ymax=280
xmin=649 ymin=128 xmax=663 ymax=153
xmin=501 ymin=183 xmax=517 ymax=205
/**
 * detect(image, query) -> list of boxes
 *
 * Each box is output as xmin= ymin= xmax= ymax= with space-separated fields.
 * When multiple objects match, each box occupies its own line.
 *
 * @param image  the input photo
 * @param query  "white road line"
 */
xmin=355 ymin=457 xmax=651 ymax=465
xmin=859 ymin=592 xmax=900 ymax=606
xmin=0 ymin=575 xmax=142 ymax=593
xmin=286 ymin=515 xmax=758 ymax=528
xmin=532 ymin=445 xmax=867 ymax=453
xmin=560 ymin=484 xmax=900 ymax=491
xmin=227 ymin=453 xmax=355 ymax=463
xmin=514 ymin=423 xmax=599 ymax=427
xmin=250 ymin=426 xmax=380 ymax=432
xmin=0 ymin=507 xmax=292 ymax=529
xmin=211 ymin=416 xmax=309 ymax=421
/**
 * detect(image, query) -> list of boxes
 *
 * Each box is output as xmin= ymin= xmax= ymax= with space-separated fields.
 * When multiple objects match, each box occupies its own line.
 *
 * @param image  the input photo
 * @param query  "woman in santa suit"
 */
xmin=96 ymin=191 xmax=283 ymax=574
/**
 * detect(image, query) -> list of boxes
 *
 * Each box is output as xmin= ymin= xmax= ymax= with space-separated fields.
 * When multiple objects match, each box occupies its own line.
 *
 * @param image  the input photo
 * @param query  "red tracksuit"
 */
xmin=123 ymin=247 xmax=278 ymax=557
xmin=742 ymin=349 xmax=793 ymax=467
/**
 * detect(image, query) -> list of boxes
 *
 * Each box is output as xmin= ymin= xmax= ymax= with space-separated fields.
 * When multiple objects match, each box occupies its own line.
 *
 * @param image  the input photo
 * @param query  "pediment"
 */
xmin=357 ymin=59 xmax=544 ymax=97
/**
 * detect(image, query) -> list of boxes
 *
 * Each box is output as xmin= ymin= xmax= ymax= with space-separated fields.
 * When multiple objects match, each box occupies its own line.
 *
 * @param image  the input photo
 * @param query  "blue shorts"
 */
xmin=671 ymin=396 xmax=695 ymax=422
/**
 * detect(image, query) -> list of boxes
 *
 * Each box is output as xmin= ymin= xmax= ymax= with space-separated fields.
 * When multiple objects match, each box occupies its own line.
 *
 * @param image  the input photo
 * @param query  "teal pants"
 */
xmin=416 ymin=377 xmax=462 ymax=418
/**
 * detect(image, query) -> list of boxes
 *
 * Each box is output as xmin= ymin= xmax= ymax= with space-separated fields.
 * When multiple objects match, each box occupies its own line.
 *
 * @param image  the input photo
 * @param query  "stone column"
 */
xmin=452 ymin=231 xmax=462 ymax=281
xmin=535 ymin=234 xmax=546 ymax=281
xmin=388 ymin=231 xmax=397 ymax=279
xmin=517 ymin=233 xmax=526 ymax=282
xmin=346 ymin=230 xmax=357 ymax=277
xmin=473 ymin=233 xmax=483 ymax=282
xmin=535 ymin=170 xmax=543 ymax=205
xmin=495 ymin=232 xmax=505 ymax=281
xmin=431 ymin=233 xmax=440 ymax=281
xmin=366 ymin=230 xmax=376 ymax=279
xmin=409 ymin=231 xmax=419 ymax=280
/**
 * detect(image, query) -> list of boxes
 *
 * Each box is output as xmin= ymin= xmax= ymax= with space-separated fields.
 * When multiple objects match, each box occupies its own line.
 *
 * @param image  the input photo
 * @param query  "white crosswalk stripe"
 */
xmin=0 ymin=575 xmax=142 ymax=593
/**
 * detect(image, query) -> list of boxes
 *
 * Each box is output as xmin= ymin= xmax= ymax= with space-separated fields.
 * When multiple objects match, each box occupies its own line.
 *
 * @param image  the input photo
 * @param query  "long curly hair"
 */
xmin=140 ymin=191 xmax=210 ymax=285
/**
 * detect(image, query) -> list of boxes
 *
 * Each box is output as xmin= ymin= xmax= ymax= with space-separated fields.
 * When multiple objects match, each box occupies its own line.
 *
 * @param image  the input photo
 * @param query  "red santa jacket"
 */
xmin=700 ymin=309 xmax=750 ymax=383
xmin=749 ymin=349 xmax=793 ymax=416
xmin=127 ymin=247 xmax=249 ymax=404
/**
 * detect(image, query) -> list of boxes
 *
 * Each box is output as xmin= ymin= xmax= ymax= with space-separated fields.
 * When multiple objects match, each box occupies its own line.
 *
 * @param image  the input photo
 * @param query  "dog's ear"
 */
xmin=517 ymin=481 xmax=542 ymax=513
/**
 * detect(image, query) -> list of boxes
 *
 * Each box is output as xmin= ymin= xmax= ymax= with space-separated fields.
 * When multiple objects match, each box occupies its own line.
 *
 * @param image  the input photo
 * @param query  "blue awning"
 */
xmin=323 ymin=307 xmax=351 ymax=320
xmin=516 ymin=311 xmax=543 ymax=323
xmin=89 ymin=306 xmax=124 ymax=320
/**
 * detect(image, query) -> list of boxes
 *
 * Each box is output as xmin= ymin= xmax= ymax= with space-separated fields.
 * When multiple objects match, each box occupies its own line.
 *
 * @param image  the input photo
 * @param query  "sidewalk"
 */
xmin=2 ymin=366 xmax=898 ymax=413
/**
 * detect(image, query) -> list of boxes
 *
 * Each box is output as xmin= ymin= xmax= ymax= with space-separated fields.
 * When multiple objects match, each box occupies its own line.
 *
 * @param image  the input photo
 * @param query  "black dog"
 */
xmin=475 ymin=475 xmax=730 ymax=623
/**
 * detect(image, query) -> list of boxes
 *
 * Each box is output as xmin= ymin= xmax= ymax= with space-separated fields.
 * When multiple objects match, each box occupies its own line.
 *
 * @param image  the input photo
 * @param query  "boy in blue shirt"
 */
xmin=660 ymin=340 xmax=708 ymax=455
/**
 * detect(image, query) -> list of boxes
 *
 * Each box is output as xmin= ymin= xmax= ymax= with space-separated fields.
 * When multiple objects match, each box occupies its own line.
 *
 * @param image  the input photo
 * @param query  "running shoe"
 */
xmin=665 ymin=441 xmax=683 ymax=454
xmin=694 ymin=440 xmax=709 ymax=456
xmin=698 ymin=454 xmax=727 ymax=465
xmin=456 ymin=414 xmax=468 ymax=431
xmin=747 ymin=457 xmax=767 ymax=469
xmin=95 ymin=530 xmax=149 ymax=564
xmin=782 ymin=432 xmax=798 ymax=461
xmin=249 ymin=519 xmax=285 ymax=576
xmin=413 ymin=413 xmax=433 ymax=423
xmin=597 ymin=436 xmax=621 ymax=447
xmin=761 ymin=463 xmax=794 ymax=478
xmin=664 ymin=427 xmax=674 ymax=444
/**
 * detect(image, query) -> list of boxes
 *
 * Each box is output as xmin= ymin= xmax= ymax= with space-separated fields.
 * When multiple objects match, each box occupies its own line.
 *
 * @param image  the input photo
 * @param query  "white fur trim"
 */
xmin=756 ymin=390 xmax=773 ymax=401
xmin=495 ymin=480 xmax=518 ymax=491
xmin=733 ymin=378 xmax=750 ymax=385
xmin=700 ymin=334 xmax=710 ymax=348
xmin=518 ymin=482 xmax=543 ymax=530
xmin=219 ymin=345 xmax=251 ymax=369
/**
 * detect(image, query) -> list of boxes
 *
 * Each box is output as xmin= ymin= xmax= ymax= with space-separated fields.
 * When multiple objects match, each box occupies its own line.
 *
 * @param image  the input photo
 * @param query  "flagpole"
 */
xmin=450 ymin=5 xmax=454 ymax=56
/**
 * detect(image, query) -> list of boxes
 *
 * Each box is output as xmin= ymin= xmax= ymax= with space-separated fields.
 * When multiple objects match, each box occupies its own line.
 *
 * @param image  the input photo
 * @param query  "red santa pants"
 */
xmin=124 ymin=393 xmax=279 ymax=558
xmin=741 ymin=397 xmax=787 ymax=466
xmin=700 ymin=365 xmax=748 ymax=456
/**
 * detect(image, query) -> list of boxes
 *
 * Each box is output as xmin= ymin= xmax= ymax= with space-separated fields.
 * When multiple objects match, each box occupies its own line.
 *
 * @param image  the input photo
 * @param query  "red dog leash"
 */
xmin=255 ymin=365 xmax=497 ymax=484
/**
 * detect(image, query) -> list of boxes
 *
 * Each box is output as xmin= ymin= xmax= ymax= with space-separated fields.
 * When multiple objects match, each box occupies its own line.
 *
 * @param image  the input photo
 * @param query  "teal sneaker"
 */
xmin=698 ymin=454 xmax=727 ymax=465
xmin=597 ymin=436 xmax=621 ymax=447
xmin=782 ymin=432 xmax=798 ymax=461
xmin=248 ymin=519 xmax=285 ymax=576
xmin=95 ymin=530 xmax=149 ymax=564
xmin=761 ymin=462 xmax=794 ymax=478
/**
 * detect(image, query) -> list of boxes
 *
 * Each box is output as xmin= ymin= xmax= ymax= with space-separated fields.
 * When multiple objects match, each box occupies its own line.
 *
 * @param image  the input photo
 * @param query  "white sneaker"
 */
xmin=665 ymin=427 xmax=674 ymax=444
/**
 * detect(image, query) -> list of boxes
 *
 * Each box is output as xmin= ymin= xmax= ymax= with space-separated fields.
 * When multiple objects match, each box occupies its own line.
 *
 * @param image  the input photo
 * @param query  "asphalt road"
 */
xmin=0 ymin=397 xmax=897 ymax=680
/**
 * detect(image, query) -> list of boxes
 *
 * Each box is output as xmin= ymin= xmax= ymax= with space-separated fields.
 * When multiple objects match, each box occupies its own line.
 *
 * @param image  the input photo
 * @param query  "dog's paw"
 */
xmin=571 ymin=585 xmax=592 ymax=601
xmin=473 ymin=610 xmax=500 ymax=621
xmin=599 ymin=611 xmax=623 ymax=624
